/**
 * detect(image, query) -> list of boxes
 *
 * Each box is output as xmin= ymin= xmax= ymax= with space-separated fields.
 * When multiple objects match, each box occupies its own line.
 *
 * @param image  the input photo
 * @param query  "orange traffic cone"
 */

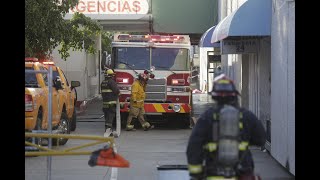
xmin=88 ymin=146 xmax=130 ymax=168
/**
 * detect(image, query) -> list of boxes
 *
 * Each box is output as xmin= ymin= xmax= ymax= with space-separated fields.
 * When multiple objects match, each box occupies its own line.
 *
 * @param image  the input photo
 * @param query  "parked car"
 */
xmin=43 ymin=61 xmax=80 ymax=131
xmin=25 ymin=58 xmax=80 ymax=146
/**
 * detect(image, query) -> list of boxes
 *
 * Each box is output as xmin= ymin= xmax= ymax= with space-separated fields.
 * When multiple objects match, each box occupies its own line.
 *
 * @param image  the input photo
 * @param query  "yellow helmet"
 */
xmin=105 ymin=69 xmax=115 ymax=76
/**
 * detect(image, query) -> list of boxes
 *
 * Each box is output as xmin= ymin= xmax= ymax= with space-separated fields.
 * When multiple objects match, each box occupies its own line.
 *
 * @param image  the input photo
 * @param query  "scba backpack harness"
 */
xmin=204 ymin=105 xmax=249 ymax=178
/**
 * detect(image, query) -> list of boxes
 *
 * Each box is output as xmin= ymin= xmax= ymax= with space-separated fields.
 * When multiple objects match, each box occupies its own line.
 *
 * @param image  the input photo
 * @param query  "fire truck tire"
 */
xmin=53 ymin=112 xmax=70 ymax=146
xmin=70 ymin=108 xmax=77 ymax=131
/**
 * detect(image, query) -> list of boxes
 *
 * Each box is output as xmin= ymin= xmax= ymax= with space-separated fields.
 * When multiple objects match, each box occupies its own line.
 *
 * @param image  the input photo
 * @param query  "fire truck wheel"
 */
xmin=70 ymin=108 xmax=77 ymax=131
xmin=53 ymin=112 xmax=70 ymax=146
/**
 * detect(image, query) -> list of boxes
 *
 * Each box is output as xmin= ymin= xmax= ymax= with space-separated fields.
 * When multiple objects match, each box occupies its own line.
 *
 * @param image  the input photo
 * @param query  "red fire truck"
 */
xmin=109 ymin=33 xmax=193 ymax=128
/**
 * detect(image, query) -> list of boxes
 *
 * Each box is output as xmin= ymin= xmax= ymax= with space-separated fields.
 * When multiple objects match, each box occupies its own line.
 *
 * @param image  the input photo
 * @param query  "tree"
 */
xmin=101 ymin=31 xmax=113 ymax=55
xmin=25 ymin=0 xmax=102 ymax=60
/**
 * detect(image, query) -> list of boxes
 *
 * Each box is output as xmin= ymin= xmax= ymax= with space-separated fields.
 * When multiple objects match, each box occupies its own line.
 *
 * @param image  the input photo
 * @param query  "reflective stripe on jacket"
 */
xmin=101 ymin=78 xmax=120 ymax=107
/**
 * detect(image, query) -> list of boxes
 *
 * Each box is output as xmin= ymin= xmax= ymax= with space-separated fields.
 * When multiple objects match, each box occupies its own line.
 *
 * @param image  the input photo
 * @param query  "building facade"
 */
xmin=212 ymin=0 xmax=295 ymax=175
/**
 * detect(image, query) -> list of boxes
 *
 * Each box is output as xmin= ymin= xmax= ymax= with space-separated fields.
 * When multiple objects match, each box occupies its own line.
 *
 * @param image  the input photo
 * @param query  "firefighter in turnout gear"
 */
xmin=126 ymin=72 xmax=154 ymax=131
xmin=101 ymin=69 xmax=120 ymax=137
xmin=186 ymin=74 xmax=266 ymax=180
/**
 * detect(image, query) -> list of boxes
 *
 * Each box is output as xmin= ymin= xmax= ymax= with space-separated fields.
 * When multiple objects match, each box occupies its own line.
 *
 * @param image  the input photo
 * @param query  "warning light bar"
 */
xmin=114 ymin=34 xmax=189 ymax=44
xmin=25 ymin=57 xmax=38 ymax=62
xmin=25 ymin=57 xmax=55 ymax=66
xmin=42 ymin=61 xmax=55 ymax=65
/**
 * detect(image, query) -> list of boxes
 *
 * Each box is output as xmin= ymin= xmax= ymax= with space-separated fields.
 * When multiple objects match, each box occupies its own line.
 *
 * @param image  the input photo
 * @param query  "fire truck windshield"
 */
xmin=115 ymin=47 xmax=150 ymax=70
xmin=114 ymin=47 xmax=189 ymax=71
xmin=152 ymin=48 xmax=189 ymax=71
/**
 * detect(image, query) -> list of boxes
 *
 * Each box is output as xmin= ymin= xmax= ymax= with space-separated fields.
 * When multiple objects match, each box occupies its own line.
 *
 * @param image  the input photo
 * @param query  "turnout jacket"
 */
xmin=186 ymin=104 xmax=266 ymax=176
xmin=130 ymin=80 xmax=146 ymax=108
xmin=101 ymin=77 xmax=120 ymax=108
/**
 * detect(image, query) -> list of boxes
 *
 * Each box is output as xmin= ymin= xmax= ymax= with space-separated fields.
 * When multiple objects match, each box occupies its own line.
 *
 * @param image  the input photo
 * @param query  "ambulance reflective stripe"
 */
xmin=239 ymin=141 xmax=249 ymax=150
xmin=102 ymin=89 xmax=113 ymax=92
xmin=103 ymin=101 xmax=117 ymax=104
xmin=207 ymin=176 xmax=236 ymax=180
xmin=204 ymin=142 xmax=217 ymax=152
xmin=188 ymin=164 xmax=203 ymax=174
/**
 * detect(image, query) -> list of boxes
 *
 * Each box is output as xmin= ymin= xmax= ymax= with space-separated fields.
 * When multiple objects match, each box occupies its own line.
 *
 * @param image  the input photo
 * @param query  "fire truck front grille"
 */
xmin=145 ymin=78 xmax=166 ymax=101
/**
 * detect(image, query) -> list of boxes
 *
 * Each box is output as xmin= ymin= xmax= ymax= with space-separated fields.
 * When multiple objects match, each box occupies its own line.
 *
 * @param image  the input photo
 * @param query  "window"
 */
xmin=25 ymin=67 xmax=39 ymax=87
xmin=60 ymin=69 xmax=69 ymax=86
xmin=40 ymin=66 xmax=48 ymax=86
xmin=114 ymin=47 xmax=150 ymax=70
xmin=152 ymin=48 xmax=189 ymax=71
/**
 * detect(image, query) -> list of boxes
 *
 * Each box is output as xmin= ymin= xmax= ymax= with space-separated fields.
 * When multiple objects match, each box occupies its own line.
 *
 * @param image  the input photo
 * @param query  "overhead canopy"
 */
xmin=199 ymin=26 xmax=220 ymax=48
xmin=211 ymin=0 xmax=271 ymax=43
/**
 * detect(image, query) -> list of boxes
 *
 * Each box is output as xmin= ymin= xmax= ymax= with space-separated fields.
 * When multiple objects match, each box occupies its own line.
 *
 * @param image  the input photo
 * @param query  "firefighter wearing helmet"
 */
xmin=101 ymin=69 xmax=120 ymax=137
xmin=125 ymin=72 xmax=154 ymax=131
xmin=186 ymin=74 xmax=266 ymax=180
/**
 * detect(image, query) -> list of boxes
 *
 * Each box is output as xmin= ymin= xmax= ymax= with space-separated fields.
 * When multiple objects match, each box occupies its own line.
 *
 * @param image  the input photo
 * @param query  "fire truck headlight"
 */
xmin=185 ymin=87 xmax=191 ymax=92
xmin=173 ymin=104 xmax=181 ymax=112
xmin=123 ymin=78 xmax=129 ymax=83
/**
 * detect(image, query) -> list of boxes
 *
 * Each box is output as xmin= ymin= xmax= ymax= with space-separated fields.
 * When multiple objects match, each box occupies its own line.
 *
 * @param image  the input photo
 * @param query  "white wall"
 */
xmin=199 ymin=47 xmax=216 ymax=92
xmin=220 ymin=0 xmax=295 ymax=175
xmin=248 ymin=53 xmax=258 ymax=115
xmin=52 ymin=48 xmax=88 ymax=102
xmin=271 ymin=0 xmax=295 ymax=175
xmin=52 ymin=34 xmax=102 ymax=102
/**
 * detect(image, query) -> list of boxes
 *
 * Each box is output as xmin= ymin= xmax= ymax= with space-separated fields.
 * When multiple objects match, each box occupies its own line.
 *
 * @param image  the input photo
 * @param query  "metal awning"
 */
xmin=211 ymin=0 xmax=271 ymax=43
xmin=199 ymin=26 xmax=220 ymax=48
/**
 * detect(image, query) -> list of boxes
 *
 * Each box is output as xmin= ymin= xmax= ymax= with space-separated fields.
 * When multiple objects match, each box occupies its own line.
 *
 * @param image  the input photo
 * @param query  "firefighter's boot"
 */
xmin=142 ymin=122 xmax=154 ymax=131
xmin=125 ymin=125 xmax=136 ymax=131
xmin=104 ymin=127 xmax=112 ymax=137
xmin=112 ymin=129 xmax=119 ymax=138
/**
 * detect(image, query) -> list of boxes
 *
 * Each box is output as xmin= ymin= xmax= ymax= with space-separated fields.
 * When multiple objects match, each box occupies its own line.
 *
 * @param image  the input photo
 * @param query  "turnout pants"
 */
xmin=103 ymin=106 xmax=116 ymax=130
xmin=126 ymin=106 xmax=147 ymax=126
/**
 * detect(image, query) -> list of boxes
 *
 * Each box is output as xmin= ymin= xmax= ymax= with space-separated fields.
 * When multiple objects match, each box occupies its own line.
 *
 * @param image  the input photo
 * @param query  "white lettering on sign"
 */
xmin=69 ymin=0 xmax=149 ymax=15
xmin=221 ymin=38 xmax=258 ymax=54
